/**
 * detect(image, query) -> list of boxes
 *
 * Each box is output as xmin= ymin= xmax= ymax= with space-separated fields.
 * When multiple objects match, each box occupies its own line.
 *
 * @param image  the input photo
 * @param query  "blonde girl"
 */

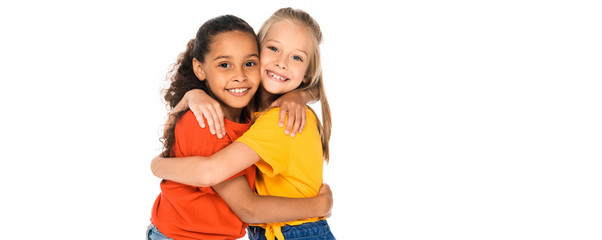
xmin=152 ymin=8 xmax=335 ymax=240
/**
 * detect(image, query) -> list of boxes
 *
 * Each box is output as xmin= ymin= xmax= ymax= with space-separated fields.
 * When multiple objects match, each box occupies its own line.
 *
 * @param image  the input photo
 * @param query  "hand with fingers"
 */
xmin=182 ymin=88 xmax=311 ymax=138
xmin=181 ymin=89 xmax=226 ymax=138
xmin=271 ymin=90 xmax=308 ymax=137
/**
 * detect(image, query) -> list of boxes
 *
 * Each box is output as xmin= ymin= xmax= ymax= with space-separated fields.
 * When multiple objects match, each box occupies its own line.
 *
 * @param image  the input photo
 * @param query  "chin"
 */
xmin=230 ymin=103 xmax=249 ymax=109
xmin=263 ymin=85 xmax=288 ymax=95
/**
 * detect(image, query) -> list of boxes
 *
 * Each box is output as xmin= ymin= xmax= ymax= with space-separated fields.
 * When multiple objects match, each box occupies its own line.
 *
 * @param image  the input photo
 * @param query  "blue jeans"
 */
xmin=146 ymin=224 xmax=173 ymax=240
xmin=247 ymin=220 xmax=335 ymax=240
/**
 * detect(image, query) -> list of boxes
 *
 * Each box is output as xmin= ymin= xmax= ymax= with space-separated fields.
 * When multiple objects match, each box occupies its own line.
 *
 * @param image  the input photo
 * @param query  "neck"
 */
xmin=221 ymin=104 xmax=243 ymax=123
xmin=259 ymin=87 xmax=277 ymax=111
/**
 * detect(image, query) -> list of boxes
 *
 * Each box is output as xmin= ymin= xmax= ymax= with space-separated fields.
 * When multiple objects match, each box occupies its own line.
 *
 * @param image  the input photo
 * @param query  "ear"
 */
xmin=193 ymin=58 xmax=206 ymax=81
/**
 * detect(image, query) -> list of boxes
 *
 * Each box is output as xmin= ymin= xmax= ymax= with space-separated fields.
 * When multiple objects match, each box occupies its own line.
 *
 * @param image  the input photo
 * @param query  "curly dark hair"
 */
xmin=160 ymin=15 xmax=258 ymax=157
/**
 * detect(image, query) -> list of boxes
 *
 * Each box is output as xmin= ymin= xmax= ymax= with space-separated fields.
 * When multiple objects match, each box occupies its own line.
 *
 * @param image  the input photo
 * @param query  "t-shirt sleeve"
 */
xmin=236 ymin=108 xmax=291 ymax=177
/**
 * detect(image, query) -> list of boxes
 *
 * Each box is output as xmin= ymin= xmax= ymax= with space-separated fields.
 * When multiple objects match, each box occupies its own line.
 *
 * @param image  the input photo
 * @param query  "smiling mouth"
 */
xmin=226 ymin=88 xmax=250 ymax=96
xmin=267 ymin=70 xmax=288 ymax=81
xmin=228 ymin=88 xmax=249 ymax=93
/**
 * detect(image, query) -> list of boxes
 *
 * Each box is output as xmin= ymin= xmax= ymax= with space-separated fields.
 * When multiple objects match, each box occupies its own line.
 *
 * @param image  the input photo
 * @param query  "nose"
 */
xmin=275 ymin=56 xmax=287 ymax=70
xmin=233 ymin=66 xmax=247 ymax=82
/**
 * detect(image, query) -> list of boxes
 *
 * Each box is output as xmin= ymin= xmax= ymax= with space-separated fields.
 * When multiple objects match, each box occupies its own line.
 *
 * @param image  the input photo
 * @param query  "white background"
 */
xmin=1 ymin=0 xmax=601 ymax=239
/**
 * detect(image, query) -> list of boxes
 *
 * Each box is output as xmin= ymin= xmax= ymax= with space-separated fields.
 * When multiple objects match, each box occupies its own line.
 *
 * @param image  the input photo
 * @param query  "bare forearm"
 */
xmin=151 ymin=143 xmax=260 ymax=187
xmin=151 ymin=155 xmax=216 ymax=187
xmin=301 ymin=86 xmax=319 ymax=103
xmin=215 ymin=177 xmax=332 ymax=224
xmin=170 ymin=91 xmax=191 ymax=113
xmin=243 ymin=195 xmax=328 ymax=224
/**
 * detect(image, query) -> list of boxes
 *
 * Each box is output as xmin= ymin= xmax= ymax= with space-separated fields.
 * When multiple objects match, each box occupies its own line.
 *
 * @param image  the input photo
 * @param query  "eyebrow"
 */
xmin=264 ymin=39 xmax=309 ymax=57
xmin=213 ymin=56 xmax=230 ymax=61
xmin=213 ymin=53 xmax=259 ymax=61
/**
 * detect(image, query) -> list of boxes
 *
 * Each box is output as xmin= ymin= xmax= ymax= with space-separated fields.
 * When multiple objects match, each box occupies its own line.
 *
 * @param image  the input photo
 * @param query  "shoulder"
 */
xmin=174 ymin=110 xmax=227 ymax=156
xmin=256 ymin=107 xmax=280 ymax=120
xmin=175 ymin=110 xmax=212 ymax=137
xmin=304 ymin=106 xmax=318 ymax=124
xmin=255 ymin=106 xmax=317 ymax=123
xmin=177 ymin=110 xmax=201 ymax=128
xmin=247 ymin=106 xmax=319 ymax=138
xmin=249 ymin=108 xmax=279 ymax=129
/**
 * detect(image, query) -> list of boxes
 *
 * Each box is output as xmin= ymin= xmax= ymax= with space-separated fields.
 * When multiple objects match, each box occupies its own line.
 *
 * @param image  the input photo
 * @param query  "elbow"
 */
xmin=236 ymin=205 xmax=260 ymax=224
xmin=229 ymin=196 xmax=261 ymax=223
xmin=191 ymin=160 xmax=219 ymax=187
xmin=193 ymin=173 xmax=216 ymax=187
xmin=150 ymin=156 xmax=162 ymax=178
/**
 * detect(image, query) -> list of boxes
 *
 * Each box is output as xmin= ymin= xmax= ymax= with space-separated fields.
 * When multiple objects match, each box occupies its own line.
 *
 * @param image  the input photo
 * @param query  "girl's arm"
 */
xmin=151 ymin=142 xmax=260 ymax=187
xmin=172 ymin=89 xmax=227 ymax=138
xmin=180 ymin=88 xmax=317 ymax=138
xmin=213 ymin=176 xmax=332 ymax=223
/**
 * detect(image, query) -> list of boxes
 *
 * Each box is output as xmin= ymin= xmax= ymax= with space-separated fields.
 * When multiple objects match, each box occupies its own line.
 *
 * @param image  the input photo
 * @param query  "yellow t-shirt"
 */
xmin=236 ymin=107 xmax=324 ymax=240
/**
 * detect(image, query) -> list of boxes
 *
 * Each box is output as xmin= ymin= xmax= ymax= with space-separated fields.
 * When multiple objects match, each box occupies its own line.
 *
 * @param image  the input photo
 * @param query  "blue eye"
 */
xmin=268 ymin=46 xmax=278 ymax=52
xmin=292 ymin=56 xmax=303 ymax=62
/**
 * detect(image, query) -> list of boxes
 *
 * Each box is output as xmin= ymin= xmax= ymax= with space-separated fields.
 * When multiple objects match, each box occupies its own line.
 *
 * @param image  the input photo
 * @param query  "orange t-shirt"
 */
xmin=151 ymin=110 xmax=255 ymax=240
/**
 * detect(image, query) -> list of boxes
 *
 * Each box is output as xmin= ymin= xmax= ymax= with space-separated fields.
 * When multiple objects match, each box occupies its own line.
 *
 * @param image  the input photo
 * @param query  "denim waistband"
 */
xmin=247 ymin=220 xmax=334 ymax=240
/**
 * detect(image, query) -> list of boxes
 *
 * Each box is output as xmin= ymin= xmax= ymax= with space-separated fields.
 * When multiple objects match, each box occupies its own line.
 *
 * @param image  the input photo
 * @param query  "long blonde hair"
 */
xmin=257 ymin=8 xmax=332 ymax=162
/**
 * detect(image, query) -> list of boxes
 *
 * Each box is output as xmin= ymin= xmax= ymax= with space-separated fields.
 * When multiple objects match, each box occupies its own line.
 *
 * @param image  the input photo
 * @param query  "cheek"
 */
xmin=294 ymin=65 xmax=310 ymax=81
xmin=250 ymin=69 xmax=261 ymax=86
xmin=259 ymin=63 xmax=267 ymax=73
xmin=259 ymin=55 xmax=271 ymax=69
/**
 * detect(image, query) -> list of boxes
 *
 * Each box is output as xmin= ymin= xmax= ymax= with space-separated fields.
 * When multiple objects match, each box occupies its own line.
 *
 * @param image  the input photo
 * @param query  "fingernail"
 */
xmin=291 ymin=133 xmax=296 ymax=137
xmin=279 ymin=123 xmax=284 ymax=127
xmin=285 ymin=130 xmax=290 ymax=135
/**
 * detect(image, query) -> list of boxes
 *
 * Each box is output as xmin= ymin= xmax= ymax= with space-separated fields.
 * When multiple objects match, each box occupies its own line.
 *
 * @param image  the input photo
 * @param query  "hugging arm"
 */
xmin=213 ymin=176 xmax=332 ymax=223
xmin=150 ymin=140 xmax=333 ymax=223
xmin=178 ymin=88 xmax=317 ymax=138
xmin=151 ymin=142 xmax=260 ymax=187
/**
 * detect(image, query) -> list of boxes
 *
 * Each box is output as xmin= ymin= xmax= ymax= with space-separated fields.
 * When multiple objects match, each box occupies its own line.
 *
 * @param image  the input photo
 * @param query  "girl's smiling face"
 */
xmin=194 ymin=30 xmax=260 ymax=120
xmin=260 ymin=21 xmax=312 ymax=95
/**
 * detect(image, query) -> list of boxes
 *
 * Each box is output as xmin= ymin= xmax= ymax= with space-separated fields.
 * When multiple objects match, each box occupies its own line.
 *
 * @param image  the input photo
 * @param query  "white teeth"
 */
xmin=228 ymin=88 xmax=248 ymax=93
xmin=269 ymin=72 xmax=285 ymax=80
